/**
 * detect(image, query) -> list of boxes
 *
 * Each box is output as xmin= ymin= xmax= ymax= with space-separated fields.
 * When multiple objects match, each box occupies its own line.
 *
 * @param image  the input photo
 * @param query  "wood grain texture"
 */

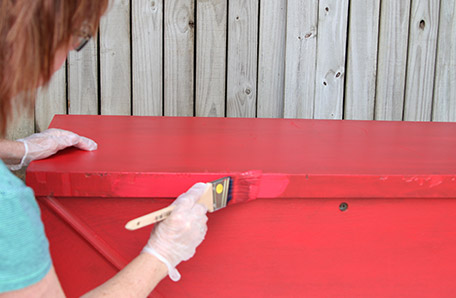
xmin=6 ymin=95 xmax=34 ymax=140
xmin=9 ymin=0 xmax=456 ymax=131
xmin=100 ymin=0 xmax=131 ymax=115
xmin=314 ymin=0 xmax=349 ymax=120
xmin=132 ymin=0 xmax=163 ymax=116
xmin=195 ymin=0 xmax=227 ymax=117
xmin=433 ymin=0 xmax=456 ymax=122
xmin=68 ymin=38 xmax=98 ymax=115
xmin=284 ymin=0 xmax=318 ymax=119
xmin=404 ymin=0 xmax=440 ymax=121
xmin=226 ymin=0 xmax=259 ymax=118
xmin=345 ymin=0 xmax=380 ymax=120
xmin=35 ymin=63 xmax=66 ymax=132
xmin=375 ymin=0 xmax=411 ymax=121
xmin=257 ymin=0 xmax=286 ymax=118
xmin=164 ymin=0 xmax=194 ymax=116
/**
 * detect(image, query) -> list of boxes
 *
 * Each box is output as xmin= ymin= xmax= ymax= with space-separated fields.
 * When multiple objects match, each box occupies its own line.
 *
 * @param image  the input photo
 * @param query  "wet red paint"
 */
xmin=27 ymin=115 xmax=456 ymax=297
xmin=226 ymin=170 xmax=262 ymax=205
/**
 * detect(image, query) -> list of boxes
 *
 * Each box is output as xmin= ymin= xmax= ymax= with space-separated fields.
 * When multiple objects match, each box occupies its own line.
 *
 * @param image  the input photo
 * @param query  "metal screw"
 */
xmin=339 ymin=202 xmax=348 ymax=212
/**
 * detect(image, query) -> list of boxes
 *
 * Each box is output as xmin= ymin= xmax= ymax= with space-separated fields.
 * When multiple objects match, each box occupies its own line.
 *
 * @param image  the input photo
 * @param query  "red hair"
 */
xmin=0 ymin=0 xmax=109 ymax=136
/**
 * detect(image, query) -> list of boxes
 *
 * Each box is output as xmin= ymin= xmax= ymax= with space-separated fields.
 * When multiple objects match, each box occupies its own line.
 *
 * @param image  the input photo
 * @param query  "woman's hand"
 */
xmin=143 ymin=183 xmax=209 ymax=281
xmin=7 ymin=128 xmax=97 ymax=170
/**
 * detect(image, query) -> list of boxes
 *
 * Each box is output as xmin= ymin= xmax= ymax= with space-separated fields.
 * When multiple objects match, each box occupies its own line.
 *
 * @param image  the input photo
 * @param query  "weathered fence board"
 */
xmin=195 ymin=0 xmax=227 ymax=117
xmin=164 ymin=0 xmax=194 ymax=116
xmin=345 ymin=0 xmax=380 ymax=120
xmin=132 ymin=0 xmax=163 ymax=116
xmin=68 ymin=38 xmax=98 ymax=115
xmin=314 ymin=0 xmax=349 ymax=120
xmin=100 ymin=0 xmax=131 ymax=115
xmin=433 ymin=0 xmax=456 ymax=122
xmin=35 ymin=64 xmax=66 ymax=132
xmin=257 ymin=0 xmax=286 ymax=118
xmin=12 ymin=0 xmax=456 ymax=139
xmin=226 ymin=0 xmax=259 ymax=118
xmin=404 ymin=0 xmax=440 ymax=121
xmin=375 ymin=0 xmax=411 ymax=121
xmin=6 ymin=97 xmax=34 ymax=140
xmin=283 ymin=0 xmax=318 ymax=119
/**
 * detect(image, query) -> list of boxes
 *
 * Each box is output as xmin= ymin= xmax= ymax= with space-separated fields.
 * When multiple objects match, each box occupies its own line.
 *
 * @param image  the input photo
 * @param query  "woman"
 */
xmin=0 ymin=1 xmax=208 ymax=296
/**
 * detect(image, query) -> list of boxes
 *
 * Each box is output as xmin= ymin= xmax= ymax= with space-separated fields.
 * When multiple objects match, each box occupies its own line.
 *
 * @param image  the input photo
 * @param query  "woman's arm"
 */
xmin=1 ymin=128 xmax=97 ymax=170
xmin=0 ymin=139 xmax=25 ymax=165
xmin=82 ymin=253 xmax=168 ymax=297
xmin=0 ymin=267 xmax=65 ymax=298
xmin=0 ymin=254 xmax=167 ymax=298
xmin=0 ymin=183 xmax=208 ymax=297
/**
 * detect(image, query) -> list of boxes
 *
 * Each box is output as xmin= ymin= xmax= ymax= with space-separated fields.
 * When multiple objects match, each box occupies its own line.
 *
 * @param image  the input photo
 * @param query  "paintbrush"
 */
xmin=125 ymin=170 xmax=261 ymax=230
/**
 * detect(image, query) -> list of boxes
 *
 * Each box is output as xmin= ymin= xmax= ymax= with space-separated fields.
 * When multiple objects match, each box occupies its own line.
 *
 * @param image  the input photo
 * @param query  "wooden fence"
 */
xmin=8 ymin=0 xmax=456 ymax=139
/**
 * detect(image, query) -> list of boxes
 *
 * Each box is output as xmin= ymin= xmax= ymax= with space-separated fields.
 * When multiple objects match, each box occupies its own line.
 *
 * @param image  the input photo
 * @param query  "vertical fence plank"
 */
xmin=226 ymin=0 xmax=259 ymax=118
xmin=404 ymin=0 xmax=440 ymax=121
xmin=375 ymin=0 xmax=411 ymax=121
xmin=164 ymin=0 xmax=194 ymax=116
xmin=433 ymin=0 xmax=456 ymax=122
xmin=68 ymin=38 xmax=98 ymax=115
xmin=284 ymin=0 xmax=318 ymax=119
xmin=35 ymin=64 xmax=66 ymax=132
xmin=6 ymin=98 xmax=34 ymax=140
xmin=10 ymin=0 xmax=456 ymax=128
xmin=100 ymin=0 xmax=131 ymax=115
xmin=132 ymin=0 xmax=163 ymax=116
xmin=195 ymin=0 xmax=227 ymax=117
xmin=257 ymin=0 xmax=286 ymax=118
xmin=314 ymin=0 xmax=349 ymax=120
xmin=345 ymin=0 xmax=380 ymax=120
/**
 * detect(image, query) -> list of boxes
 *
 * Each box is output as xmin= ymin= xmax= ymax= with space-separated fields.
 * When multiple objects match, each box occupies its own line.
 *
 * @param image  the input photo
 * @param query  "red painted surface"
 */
xmin=28 ymin=115 xmax=456 ymax=198
xmin=27 ymin=115 xmax=456 ymax=297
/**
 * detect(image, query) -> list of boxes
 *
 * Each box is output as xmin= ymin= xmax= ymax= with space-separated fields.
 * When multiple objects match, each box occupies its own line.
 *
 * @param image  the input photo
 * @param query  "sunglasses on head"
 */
xmin=73 ymin=34 xmax=91 ymax=52
xmin=72 ymin=23 xmax=92 ymax=52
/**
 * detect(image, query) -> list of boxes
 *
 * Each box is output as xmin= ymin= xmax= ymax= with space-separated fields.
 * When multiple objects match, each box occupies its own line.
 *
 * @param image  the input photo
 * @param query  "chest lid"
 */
xmin=26 ymin=115 xmax=456 ymax=198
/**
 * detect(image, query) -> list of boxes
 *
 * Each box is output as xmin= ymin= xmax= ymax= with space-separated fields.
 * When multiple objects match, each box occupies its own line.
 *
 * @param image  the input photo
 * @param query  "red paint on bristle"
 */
xmin=227 ymin=170 xmax=262 ymax=205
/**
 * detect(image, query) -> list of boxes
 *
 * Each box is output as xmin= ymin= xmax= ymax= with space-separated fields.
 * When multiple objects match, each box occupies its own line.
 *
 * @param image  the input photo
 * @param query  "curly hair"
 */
xmin=0 ymin=0 xmax=109 ymax=136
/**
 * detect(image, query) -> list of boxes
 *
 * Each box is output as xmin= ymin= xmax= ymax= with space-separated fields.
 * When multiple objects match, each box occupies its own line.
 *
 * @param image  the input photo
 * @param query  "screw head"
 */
xmin=339 ymin=202 xmax=348 ymax=212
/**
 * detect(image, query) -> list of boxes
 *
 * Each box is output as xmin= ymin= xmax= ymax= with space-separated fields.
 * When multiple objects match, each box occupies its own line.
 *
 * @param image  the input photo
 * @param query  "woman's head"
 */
xmin=0 ymin=0 xmax=109 ymax=136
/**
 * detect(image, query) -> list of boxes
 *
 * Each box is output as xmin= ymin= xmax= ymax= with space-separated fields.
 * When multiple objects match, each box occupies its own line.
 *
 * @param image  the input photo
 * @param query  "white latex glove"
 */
xmin=8 ymin=128 xmax=97 ymax=170
xmin=143 ymin=183 xmax=209 ymax=282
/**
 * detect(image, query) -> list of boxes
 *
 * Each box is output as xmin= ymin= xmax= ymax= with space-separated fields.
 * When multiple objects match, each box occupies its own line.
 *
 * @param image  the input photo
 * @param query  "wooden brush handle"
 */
xmin=125 ymin=205 xmax=175 ymax=230
xmin=125 ymin=183 xmax=213 ymax=231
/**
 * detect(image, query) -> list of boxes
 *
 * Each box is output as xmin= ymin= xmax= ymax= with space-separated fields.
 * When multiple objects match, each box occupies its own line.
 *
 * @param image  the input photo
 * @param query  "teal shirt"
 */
xmin=0 ymin=160 xmax=51 ymax=293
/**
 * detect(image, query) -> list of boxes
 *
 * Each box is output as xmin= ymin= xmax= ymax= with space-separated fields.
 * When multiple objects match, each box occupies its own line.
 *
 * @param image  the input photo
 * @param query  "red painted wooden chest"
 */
xmin=27 ymin=115 xmax=456 ymax=297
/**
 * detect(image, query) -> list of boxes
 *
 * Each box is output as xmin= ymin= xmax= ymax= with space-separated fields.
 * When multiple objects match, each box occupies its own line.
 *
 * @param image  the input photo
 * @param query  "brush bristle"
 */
xmin=226 ymin=170 xmax=262 ymax=205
